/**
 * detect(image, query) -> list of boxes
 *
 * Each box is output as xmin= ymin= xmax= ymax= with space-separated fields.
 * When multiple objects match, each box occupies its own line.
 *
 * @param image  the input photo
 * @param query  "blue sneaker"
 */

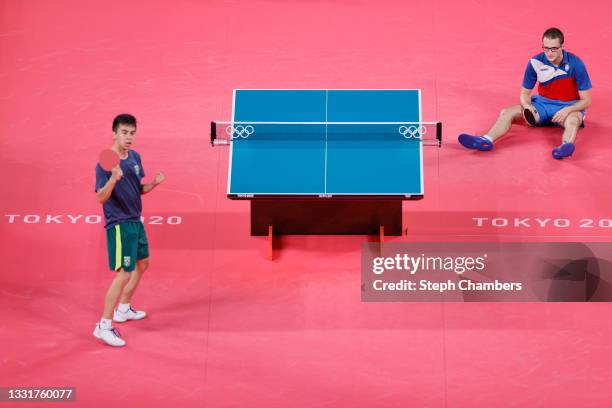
xmin=552 ymin=142 xmax=575 ymax=159
xmin=458 ymin=134 xmax=494 ymax=151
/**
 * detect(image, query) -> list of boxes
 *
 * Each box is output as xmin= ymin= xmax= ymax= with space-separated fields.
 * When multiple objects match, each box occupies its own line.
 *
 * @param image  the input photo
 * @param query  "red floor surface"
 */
xmin=1 ymin=0 xmax=612 ymax=407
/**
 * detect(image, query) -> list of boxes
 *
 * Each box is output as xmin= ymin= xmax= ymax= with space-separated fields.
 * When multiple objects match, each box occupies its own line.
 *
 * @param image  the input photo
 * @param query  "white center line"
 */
xmin=324 ymin=90 xmax=328 ymax=194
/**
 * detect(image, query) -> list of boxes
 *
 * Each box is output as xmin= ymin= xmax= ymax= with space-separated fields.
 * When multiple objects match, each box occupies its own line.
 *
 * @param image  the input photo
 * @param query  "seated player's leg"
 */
xmin=552 ymin=111 xmax=583 ymax=159
xmin=458 ymin=105 xmax=522 ymax=151
xmin=487 ymin=105 xmax=524 ymax=140
xmin=561 ymin=111 xmax=583 ymax=144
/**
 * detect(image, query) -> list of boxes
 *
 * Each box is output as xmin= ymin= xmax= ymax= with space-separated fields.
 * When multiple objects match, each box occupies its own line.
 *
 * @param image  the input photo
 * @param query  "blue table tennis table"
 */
xmin=212 ymin=89 xmax=441 ymax=236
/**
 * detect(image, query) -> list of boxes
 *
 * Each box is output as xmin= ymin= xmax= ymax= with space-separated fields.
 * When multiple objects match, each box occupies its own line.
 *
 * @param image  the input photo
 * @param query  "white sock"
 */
xmin=100 ymin=318 xmax=112 ymax=329
xmin=118 ymin=303 xmax=130 ymax=313
xmin=483 ymin=134 xmax=493 ymax=142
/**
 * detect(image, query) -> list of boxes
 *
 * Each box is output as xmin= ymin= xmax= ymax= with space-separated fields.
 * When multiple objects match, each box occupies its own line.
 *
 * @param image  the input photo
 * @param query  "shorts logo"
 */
xmin=134 ymin=165 xmax=140 ymax=176
xmin=124 ymin=256 xmax=131 ymax=267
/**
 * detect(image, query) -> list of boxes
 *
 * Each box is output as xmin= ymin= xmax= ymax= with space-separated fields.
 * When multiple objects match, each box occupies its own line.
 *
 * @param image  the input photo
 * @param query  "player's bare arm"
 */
xmin=140 ymin=172 xmax=165 ymax=194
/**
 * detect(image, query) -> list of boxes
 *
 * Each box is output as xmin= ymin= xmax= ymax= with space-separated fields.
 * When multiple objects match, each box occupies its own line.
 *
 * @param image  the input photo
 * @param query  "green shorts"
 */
xmin=106 ymin=221 xmax=149 ymax=272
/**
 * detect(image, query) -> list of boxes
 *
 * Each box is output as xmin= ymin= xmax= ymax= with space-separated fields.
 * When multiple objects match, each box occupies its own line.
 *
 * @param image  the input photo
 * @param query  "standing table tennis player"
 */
xmin=458 ymin=27 xmax=592 ymax=159
xmin=93 ymin=114 xmax=165 ymax=347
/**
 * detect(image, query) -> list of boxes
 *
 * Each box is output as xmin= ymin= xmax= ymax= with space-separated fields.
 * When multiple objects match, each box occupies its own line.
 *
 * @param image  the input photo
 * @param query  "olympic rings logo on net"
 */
xmin=226 ymin=125 xmax=255 ymax=139
xmin=398 ymin=125 xmax=427 ymax=139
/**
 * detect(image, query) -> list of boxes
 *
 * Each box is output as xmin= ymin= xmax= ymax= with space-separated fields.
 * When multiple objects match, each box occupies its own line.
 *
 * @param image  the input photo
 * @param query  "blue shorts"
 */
xmin=531 ymin=95 xmax=585 ymax=127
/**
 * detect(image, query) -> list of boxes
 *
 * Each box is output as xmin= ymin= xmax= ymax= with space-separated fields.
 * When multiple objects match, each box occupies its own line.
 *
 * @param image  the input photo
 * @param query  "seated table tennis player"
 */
xmin=457 ymin=27 xmax=592 ymax=159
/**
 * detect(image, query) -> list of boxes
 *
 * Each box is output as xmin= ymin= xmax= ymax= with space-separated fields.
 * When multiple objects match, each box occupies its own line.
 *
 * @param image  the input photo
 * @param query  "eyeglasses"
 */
xmin=542 ymin=46 xmax=562 ymax=52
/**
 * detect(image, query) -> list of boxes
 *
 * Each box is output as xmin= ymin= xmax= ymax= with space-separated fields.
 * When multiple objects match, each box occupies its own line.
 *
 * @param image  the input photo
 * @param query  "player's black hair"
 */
xmin=112 ymin=113 xmax=137 ymax=132
xmin=542 ymin=27 xmax=564 ymax=45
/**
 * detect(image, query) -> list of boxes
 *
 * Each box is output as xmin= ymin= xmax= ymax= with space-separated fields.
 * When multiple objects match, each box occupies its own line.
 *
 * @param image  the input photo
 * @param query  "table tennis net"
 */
xmin=211 ymin=121 xmax=442 ymax=145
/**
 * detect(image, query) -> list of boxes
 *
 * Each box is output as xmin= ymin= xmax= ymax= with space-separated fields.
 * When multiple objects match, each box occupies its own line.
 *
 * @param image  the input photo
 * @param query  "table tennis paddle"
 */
xmin=523 ymin=107 xmax=537 ymax=126
xmin=98 ymin=149 xmax=120 ymax=171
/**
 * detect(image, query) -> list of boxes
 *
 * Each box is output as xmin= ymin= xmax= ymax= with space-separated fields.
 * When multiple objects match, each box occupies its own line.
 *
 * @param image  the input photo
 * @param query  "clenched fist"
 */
xmin=111 ymin=166 xmax=123 ymax=182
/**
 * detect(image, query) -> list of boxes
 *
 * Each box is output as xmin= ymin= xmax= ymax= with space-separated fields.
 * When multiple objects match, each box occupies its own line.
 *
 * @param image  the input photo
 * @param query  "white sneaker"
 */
xmin=93 ymin=324 xmax=126 ymax=347
xmin=113 ymin=306 xmax=147 ymax=322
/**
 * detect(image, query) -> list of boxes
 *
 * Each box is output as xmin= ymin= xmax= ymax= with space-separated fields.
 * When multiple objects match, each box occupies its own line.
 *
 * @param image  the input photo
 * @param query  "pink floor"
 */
xmin=1 ymin=0 xmax=612 ymax=407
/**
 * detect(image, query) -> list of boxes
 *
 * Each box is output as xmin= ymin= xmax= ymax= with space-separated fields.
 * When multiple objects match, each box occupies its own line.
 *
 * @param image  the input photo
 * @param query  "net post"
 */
xmin=436 ymin=122 xmax=442 ymax=147
xmin=210 ymin=121 xmax=217 ymax=145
